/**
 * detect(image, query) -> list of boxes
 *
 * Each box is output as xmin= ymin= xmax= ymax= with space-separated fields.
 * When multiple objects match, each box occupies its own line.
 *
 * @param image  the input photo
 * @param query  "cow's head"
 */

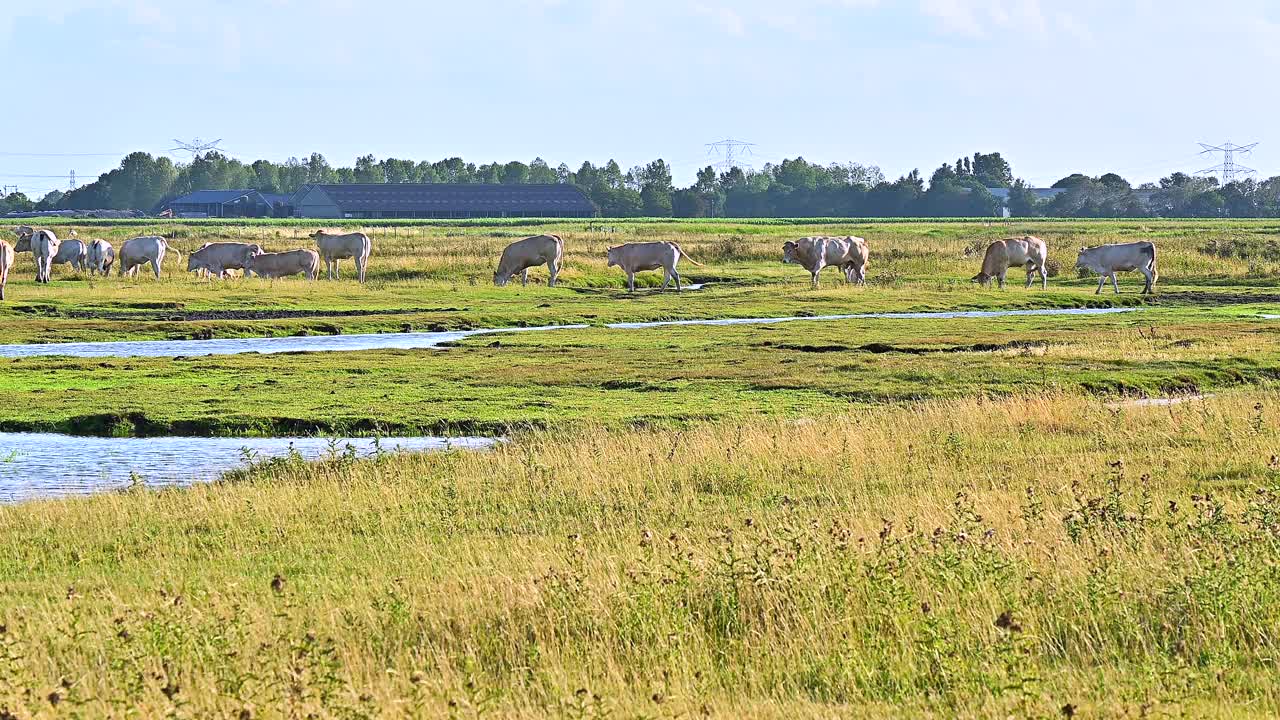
xmin=1075 ymin=246 xmax=1100 ymax=272
xmin=309 ymin=230 xmax=324 ymax=240
xmin=606 ymin=246 xmax=618 ymax=268
xmin=781 ymin=241 xmax=798 ymax=265
xmin=493 ymin=269 xmax=510 ymax=286
xmin=970 ymin=271 xmax=992 ymax=286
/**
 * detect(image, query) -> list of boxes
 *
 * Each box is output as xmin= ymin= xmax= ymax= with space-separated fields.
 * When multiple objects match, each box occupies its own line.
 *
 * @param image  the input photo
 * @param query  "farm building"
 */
xmin=289 ymin=183 xmax=596 ymax=219
xmin=162 ymin=189 xmax=290 ymax=218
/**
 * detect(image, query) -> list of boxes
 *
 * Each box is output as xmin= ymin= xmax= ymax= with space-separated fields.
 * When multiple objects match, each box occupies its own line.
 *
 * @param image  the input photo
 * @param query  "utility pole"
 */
xmin=705 ymin=138 xmax=757 ymax=173
xmin=1196 ymin=141 xmax=1258 ymax=184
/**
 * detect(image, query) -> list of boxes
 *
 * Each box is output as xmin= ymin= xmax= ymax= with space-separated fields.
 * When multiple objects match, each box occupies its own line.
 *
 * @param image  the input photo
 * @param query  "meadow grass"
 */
xmin=1 ymin=392 xmax=1279 ymax=717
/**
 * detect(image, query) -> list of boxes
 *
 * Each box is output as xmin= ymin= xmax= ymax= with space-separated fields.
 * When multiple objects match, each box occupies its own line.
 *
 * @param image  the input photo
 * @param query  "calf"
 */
xmin=970 ymin=236 xmax=1049 ymax=289
xmin=494 ymin=234 xmax=563 ymax=287
xmin=1076 ymin=241 xmax=1157 ymax=294
xmin=606 ymin=241 xmax=703 ymax=292
xmin=245 ymin=249 xmax=320 ymax=280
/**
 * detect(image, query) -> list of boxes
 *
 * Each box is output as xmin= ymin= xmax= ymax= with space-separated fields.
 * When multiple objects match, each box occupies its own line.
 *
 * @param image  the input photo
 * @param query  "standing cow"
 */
xmin=782 ymin=236 xmax=869 ymax=287
xmin=310 ymin=230 xmax=372 ymax=282
xmin=0 ymin=240 xmax=13 ymax=300
xmin=118 ymin=236 xmax=174 ymax=279
xmin=87 ymin=239 xmax=115 ymax=276
xmin=1076 ymin=241 xmax=1158 ymax=294
xmin=970 ymin=236 xmax=1049 ymax=290
xmin=52 ymin=234 xmax=88 ymax=272
xmin=187 ymin=242 xmax=263 ymax=279
xmin=606 ymin=241 xmax=703 ymax=292
xmin=30 ymin=229 xmax=60 ymax=283
xmin=494 ymin=234 xmax=563 ymax=287
xmin=245 ymin=249 xmax=320 ymax=280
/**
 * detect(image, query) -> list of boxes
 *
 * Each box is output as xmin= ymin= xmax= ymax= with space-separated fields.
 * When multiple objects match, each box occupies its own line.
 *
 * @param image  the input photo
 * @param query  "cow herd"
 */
xmin=0 ymin=225 xmax=1160 ymax=302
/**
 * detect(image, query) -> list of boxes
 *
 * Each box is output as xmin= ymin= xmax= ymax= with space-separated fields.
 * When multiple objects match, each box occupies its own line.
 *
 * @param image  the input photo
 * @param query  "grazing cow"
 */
xmin=30 ymin=229 xmax=60 ymax=283
xmin=118 ymin=236 xmax=173 ymax=279
xmin=52 ymin=238 xmax=88 ymax=271
xmin=187 ymin=242 xmax=263 ymax=280
xmin=970 ymin=236 xmax=1049 ymax=290
xmin=245 ymin=249 xmax=320 ymax=280
xmin=782 ymin=236 xmax=870 ymax=287
xmin=494 ymin=234 xmax=563 ymax=287
xmin=0 ymin=240 xmax=13 ymax=300
xmin=87 ymin=239 xmax=115 ymax=276
xmin=1076 ymin=241 xmax=1158 ymax=294
xmin=606 ymin=241 xmax=703 ymax=292
xmin=310 ymin=230 xmax=372 ymax=282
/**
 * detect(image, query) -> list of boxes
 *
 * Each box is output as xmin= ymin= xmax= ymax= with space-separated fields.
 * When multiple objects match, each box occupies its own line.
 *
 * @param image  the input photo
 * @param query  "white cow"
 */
xmin=87 ymin=239 xmax=115 ymax=276
xmin=118 ymin=236 xmax=173 ymax=279
xmin=970 ymin=236 xmax=1049 ymax=290
xmin=30 ymin=229 xmax=60 ymax=283
xmin=245 ymin=249 xmax=320 ymax=280
xmin=782 ymin=236 xmax=870 ymax=287
xmin=187 ymin=242 xmax=263 ymax=279
xmin=52 ymin=238 xmax=88 ymax=271
xmin=1076 ymin=241 xmax=1158 ymax=295
xmin=606 ymin=241 xmax=703 ymax=292
xmin=310 ymin=230 xmax=372 ymax=282
xmin=0 ymin=240 xmax=13 ymax=300
xmin=494 ymin=234 xmax=563 ymax=287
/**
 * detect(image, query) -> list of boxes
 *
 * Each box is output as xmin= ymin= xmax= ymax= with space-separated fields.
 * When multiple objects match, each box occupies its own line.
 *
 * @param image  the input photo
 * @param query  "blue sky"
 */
xmin=2 ymin=0 xmax=1277 ymax=195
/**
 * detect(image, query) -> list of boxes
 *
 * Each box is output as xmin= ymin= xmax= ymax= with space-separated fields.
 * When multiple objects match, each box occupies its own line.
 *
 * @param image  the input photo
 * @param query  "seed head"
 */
xmin=270 ymin=574 xmax=286 ymax=594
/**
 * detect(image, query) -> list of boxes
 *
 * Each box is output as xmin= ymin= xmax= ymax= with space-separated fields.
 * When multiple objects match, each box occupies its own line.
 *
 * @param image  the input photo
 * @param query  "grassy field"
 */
xmin=2 ymin=392 xmax=1280 ymax=717
xmin=3 ymin=218 xmax=1280 ymax=716
xmin=2 ymin=218 xmax=1280 ymax=435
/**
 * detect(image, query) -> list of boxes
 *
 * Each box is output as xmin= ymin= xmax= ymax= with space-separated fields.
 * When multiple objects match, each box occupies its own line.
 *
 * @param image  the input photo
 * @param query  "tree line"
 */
xmin=3 ymin=149 xmax=1279 ymax=218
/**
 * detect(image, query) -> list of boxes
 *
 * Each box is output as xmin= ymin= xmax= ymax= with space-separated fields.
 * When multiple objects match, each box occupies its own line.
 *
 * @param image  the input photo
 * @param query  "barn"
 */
xmin=163 ymin=189 xmax=289 ymax=218
xmin=289 ymin=183 xmax=596 ymax=219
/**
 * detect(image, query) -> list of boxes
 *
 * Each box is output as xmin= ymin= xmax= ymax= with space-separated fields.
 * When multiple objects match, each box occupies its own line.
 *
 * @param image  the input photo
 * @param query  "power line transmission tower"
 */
xmin=169 ymin=137 xmax=224 ymax=160
xmin=1196 ymin=141 xmax=1258 ymax=184
xmin=705 ymin=138 xmax=756 ymax=172
xmin=69 ymin=170 xmax=76 ymax=189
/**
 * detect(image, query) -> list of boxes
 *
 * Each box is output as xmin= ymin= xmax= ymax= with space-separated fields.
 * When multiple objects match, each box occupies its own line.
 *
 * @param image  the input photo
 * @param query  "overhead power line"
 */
xmin=1196 ymin=141 xmax=1258 ymax=184
xmin=0 ymin=151 xmax=124 ymax=157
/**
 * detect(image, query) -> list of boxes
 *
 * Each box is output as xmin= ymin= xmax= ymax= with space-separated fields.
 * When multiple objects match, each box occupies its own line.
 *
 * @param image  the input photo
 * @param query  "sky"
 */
xmin=2 ymin=0 xmax=1278 ymax=196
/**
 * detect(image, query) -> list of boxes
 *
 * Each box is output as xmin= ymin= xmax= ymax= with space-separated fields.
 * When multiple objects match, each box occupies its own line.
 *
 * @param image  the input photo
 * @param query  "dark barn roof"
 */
xmin=309 ymin=183 xmax=595 ymax=215
xmin=168 ymin=189 xmax=259 ymax=205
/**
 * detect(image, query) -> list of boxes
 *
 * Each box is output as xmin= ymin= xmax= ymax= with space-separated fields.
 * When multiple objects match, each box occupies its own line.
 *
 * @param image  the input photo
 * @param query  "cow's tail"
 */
xmin=673 ymin=242 xmax=704 ymax=267
xmin=1145 ymin=242 xmax=1158 ymax=283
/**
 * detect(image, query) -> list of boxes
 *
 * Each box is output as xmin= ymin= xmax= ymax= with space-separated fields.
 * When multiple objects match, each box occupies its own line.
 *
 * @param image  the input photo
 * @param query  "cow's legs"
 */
xmin=1095 ymin=275 xmax=1106 ymax=294
xmin=810 ymin=270 xmax=820 ymax=288
xmin=1111 ymin=273 xmax=1120 ymax=294
xmin=548 ymin=261 xmax=558 ymax=287
xmin=672 ymin=268 xmax=681 ymax=291
xmin=150 ymin=258 xmax=161 ymax=279
xmin=1039 ymin=264 xmax=1048 ymax=290
xmin=997 ymin=270 xmax=1007 ymax=289
xmin=521 ymin=269 xmax=529 ymax=287
xmin=356 ymin=257 xmax=366 ymax=283
xmin=1139 ymin=268 xmax=1154 ymax=294
xmin=626 ymin=271 xmax=635 ymax=292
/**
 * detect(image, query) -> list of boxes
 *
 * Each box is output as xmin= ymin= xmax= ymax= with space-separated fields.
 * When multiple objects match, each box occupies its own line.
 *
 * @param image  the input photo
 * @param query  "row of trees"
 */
xmin=24 ymin=149 xmax=1280 ymax=218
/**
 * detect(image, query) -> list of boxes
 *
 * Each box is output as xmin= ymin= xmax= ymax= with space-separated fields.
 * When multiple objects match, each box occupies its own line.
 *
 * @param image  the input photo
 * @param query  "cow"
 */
xmin=0 ymin=240 xmax=13 ymax=300
xmin=606 ymin=241 xmax=703 ymax=292
xmin=245 ymin=249 xmax=320 ymax=280
xmin=310 ymin=230 xmax=372 ymax=282
xmin=30 ymin=229 xmax=60 ymax=283
xmin=118 ymin=236 xmax=173 ymax=279
xmin=52 ymin=237 xmax=88 ymax=271
xmin=782 ymin=236 xmax=869 ymax=287
xmin=186 ymin=242 xmax=263 ymax=280
xmin=1076 ymin=241 xmax=1158 ymax=294
xmin=970 ymin=236 xmax=1049 ymax=290
xmin=87 ymin=239 xmax=115 ymax=276
xmin=494 ymin=234 xmax=563 ymax=287
xmin=11 ymin=226 xmax=34 ymax=252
